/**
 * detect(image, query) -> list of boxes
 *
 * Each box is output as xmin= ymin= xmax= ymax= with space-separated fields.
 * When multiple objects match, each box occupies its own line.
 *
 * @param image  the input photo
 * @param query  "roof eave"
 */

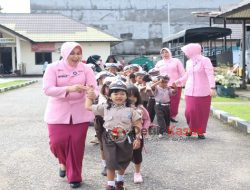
xmin=0 ymin=24 xmax=33 ymax=42
xmin=30 ymin=39 xmax=122 ymax=43
xmin=217 ymin=3 xmax=250 ymax=18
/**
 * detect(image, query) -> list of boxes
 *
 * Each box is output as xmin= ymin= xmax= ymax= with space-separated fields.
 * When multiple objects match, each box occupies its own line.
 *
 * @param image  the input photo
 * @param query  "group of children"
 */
xmin=85 ymin=62 xmax=177 ymax=190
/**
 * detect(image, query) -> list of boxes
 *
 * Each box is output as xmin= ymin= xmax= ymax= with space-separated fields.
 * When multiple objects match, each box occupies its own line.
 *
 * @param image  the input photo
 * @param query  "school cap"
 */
xmin=109 ymin=80 xmax=127 ymax=91
xmin=157 ymin=74 xmax=170 ymax=81
xmin=103 ymin=76 xmax=115 ymax=85
xmin=117 ymin=75 xmax=127 ymax=82
xmin=130 ymin=64 xmax=142 ymax=71
xmin=105 ymin=63 xmax=119 ymax=69
xmin=148 ymin=68 xmax=160 ymax=76
xmin=123 ymin=65 xmax=131 ymax=71
xmin=134 ymin=71 xmax=147 ymax=77
xmin=96 ymin=71 xmax=114 ymax=80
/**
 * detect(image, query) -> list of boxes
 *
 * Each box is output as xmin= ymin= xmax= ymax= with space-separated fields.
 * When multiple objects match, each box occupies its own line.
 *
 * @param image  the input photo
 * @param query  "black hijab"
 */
xmin=86 ymin=55 xmax=102 ymax=72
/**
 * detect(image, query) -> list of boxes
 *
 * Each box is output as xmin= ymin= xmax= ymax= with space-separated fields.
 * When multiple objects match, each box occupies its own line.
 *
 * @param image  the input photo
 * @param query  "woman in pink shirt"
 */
xmin=43 ymin=42 xmax=97 ymax=188
xmin=155 ymin=48 xmax=185 ymax=122
xmin=175 ymin=43 xmax=216 ymax=139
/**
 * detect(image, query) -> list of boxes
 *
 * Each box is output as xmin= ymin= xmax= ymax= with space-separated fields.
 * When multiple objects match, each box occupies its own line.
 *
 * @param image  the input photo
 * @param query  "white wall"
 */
xmin=21 ymin=41 xmax=111 ymax=75
xmin=51 ymin=42 xmax=111 ymax=62
xmin=20 ymin=40 xmax=37 ymax=74
xmin=81 ymin=42 xmax=111 ymax=62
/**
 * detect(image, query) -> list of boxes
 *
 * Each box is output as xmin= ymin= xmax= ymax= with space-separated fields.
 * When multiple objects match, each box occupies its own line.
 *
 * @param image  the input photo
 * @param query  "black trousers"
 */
xmin=155 ymin=104 xmax=170 ymax=135
xmin=142 ymin=100 xmax=148 ymax=109
xmin=132 ymin=137 xmax=144 ymax=164
xmin=147 ymin=98 xmax=156 ymax=123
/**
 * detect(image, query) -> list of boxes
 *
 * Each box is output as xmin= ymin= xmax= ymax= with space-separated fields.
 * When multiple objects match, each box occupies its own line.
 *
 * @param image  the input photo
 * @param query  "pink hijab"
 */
xmin=160 ymin=47 xmax=172 ymax=60
xmin=60 ymin=41 xmax=83 ymax=62
xmin=181 ymin=43 xmax=203 ymax=61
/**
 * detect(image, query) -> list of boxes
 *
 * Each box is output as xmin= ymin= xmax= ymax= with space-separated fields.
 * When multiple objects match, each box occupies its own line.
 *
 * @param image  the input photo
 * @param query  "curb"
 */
xmin=210 ymin=107 xmax=250 ymax=133
xmin=0 ymin=80 xmax=38 ymax=93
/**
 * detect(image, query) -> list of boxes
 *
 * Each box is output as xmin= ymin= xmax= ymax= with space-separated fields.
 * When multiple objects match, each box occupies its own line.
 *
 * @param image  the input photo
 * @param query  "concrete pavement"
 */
xmin=0 ymin=80 xmax=250 ymax=190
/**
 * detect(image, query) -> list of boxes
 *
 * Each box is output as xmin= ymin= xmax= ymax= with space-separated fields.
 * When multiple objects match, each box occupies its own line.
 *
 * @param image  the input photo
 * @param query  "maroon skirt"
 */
xmin=48 ymin=122 xmax=89 ymax=183
xmin=185 ymin=95 xmax=211 ymax=134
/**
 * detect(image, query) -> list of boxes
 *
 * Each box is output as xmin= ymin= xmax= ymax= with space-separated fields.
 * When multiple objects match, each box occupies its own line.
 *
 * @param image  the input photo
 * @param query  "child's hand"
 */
xmin=133 ymin=139 xmax=141 ymax=150
xmin=172 ymin=82 xmax=177 ymax=88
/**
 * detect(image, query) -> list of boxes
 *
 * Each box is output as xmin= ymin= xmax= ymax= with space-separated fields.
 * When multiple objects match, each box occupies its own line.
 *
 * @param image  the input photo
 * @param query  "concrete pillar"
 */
xmin=242 ymin=19 xmax=246 ymax=89
xmin=15 ymin=37 xmax=22 ymax=73
xmin=11 ymin=46 xmax=15 ymax=72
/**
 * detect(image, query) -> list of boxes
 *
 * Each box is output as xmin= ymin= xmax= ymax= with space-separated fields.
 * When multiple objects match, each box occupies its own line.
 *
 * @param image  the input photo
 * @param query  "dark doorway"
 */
xmin=0 ymin=47 xmax=12 ymax=74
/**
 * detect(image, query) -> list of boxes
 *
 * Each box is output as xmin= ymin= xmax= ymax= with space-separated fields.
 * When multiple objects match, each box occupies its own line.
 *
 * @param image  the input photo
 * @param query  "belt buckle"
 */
xmin=110 ymin=127 xmax=126 ymax=140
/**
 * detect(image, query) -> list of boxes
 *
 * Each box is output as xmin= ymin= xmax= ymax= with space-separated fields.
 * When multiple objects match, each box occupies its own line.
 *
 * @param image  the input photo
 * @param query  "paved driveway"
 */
xmin=0 ymin=80 xmax=250 ymax=190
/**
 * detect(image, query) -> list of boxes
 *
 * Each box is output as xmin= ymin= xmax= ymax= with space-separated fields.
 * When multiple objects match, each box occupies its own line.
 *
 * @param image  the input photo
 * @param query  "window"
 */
xmin=35 ymin=52 xmax=52 ymax=65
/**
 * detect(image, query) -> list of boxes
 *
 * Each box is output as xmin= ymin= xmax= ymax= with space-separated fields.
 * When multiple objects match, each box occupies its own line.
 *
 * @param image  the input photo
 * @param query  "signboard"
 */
xmin=31 ymin=43 xmax=55 ymax=52
xmin=0 ymin=38 xmax=15 ymax=45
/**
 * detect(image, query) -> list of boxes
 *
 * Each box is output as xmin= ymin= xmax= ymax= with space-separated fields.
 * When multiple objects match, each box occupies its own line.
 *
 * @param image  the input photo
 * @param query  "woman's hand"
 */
xmin=210 ymin=88 xmax=217 ymax=97
xmin=66 ymin=84 xmax=86 ymax=93
xmin=133 ymin=139 xmax=141 ymax=150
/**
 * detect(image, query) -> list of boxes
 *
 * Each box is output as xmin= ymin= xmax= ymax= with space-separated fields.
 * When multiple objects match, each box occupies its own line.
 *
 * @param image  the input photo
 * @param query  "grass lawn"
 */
xmin=212 ymin=96 xmax=248 ymax=102
xmin=0 ymin=80 xmax=28 ymax=88
xmin=212 ymin=96 xmax=250 ymax=121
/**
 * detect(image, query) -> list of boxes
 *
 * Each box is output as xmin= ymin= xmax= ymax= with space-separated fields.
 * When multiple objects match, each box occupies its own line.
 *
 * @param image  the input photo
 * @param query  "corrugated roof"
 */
xmin=218 ymin=0 xmax=250 ymax=18
xmin=0 ymin=13 xmax=121 ymax=43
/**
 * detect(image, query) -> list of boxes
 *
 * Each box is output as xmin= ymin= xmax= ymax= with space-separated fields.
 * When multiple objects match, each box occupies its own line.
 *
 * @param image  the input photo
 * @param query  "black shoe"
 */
xmin=59 ymin=168 xmax=66 ymax=178
xmin=101 ymin=166 xmax=107 ymax=176
xmin=170 ymin=118 xmax=178 ymax=123
xmin=198 ymin=134 xmax=206 ymax=139
xmin=115 ymin=181 xmax=125 ymax=190
xmin=186 ymin=132 xmax=192 ymax=137
xmin=106 ymin=185 xmax=115 ymax=190
xmin=70 ymin=182 xmax=81 ymax=188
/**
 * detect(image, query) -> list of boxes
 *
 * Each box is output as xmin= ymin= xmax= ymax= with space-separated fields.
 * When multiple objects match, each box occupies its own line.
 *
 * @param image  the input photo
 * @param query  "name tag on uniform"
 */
xmin=58 ymin=74 xmax=68 ymax=78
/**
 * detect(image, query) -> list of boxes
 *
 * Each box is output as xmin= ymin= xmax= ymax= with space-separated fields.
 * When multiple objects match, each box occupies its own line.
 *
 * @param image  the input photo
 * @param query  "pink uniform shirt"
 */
xmin=43 ymin=42 xmax=98 ymax=124
xmin=176 ymin=43 xmax=215 ymax=97
xmin=140 ymin=105 xmax=151 ymax=129
xmin=155 ymin=48 xmax=185 ymax=87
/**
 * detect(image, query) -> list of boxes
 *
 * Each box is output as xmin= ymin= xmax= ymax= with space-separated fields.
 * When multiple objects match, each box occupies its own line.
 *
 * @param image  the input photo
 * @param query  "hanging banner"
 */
xmin=31 ymin=43 xmax=55 ymax=52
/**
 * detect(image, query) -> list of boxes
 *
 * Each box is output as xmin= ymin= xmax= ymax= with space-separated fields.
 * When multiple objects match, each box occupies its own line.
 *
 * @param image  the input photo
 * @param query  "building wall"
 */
xmin=21 ymin=41 xmax=36 ymax=75
xmin=21 ymin=41 xmax=111 ymax=75
xmin=31 ymin=0 xmax=242 ymax=56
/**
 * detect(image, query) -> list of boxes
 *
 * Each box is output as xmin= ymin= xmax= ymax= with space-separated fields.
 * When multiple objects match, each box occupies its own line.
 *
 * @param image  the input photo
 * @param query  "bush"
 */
xmin=214 ymin=66 xmax=241 ymax=88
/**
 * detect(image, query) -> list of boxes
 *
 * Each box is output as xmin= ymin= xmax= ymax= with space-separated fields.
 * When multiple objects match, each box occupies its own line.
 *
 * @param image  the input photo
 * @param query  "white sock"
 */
xmin=102 ymin=160 xmax=106 ymax=167
xmin=107 ymin=181 xmax=115 ymax=187
xmin=116 ymin=174 xmax=124 ymax=182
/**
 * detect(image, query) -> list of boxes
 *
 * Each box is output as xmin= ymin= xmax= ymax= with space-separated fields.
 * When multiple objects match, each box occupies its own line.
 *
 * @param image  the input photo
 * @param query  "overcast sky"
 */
xmin=0 ymin=0 xmax=30 ymax=13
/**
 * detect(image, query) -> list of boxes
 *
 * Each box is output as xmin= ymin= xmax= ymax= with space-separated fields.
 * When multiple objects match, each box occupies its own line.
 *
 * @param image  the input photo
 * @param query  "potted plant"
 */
xmin=214 ymin=66 xmax=241 ymax=97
